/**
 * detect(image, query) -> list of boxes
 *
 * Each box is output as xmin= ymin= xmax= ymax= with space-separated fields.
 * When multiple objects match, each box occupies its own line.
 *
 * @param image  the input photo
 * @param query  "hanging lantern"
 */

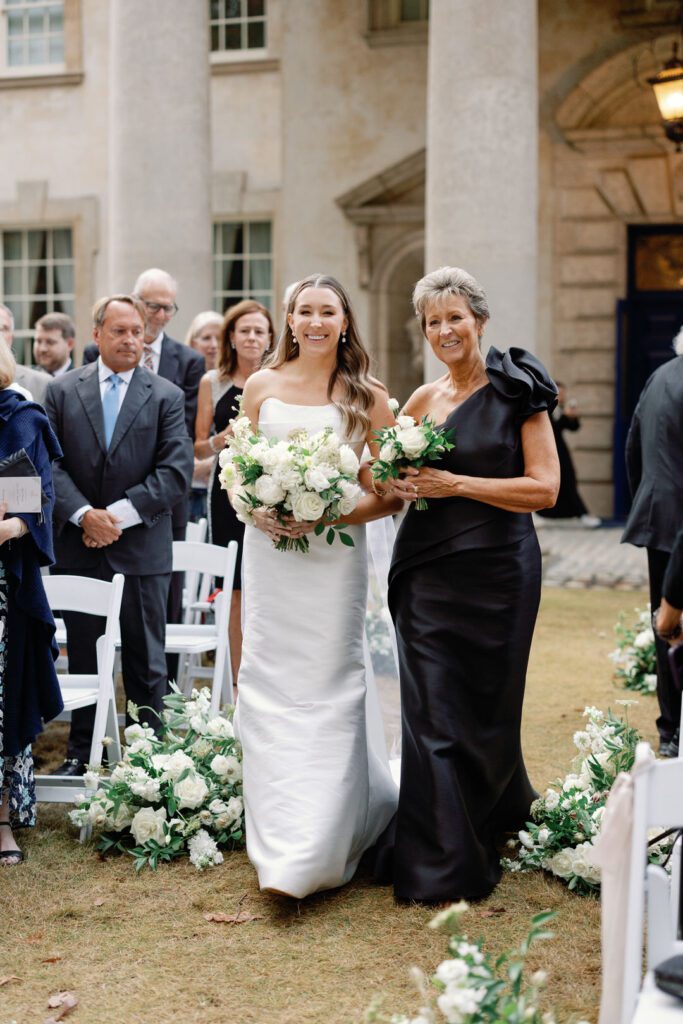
xmin=649 ymin=42 xmax=683 ymax=150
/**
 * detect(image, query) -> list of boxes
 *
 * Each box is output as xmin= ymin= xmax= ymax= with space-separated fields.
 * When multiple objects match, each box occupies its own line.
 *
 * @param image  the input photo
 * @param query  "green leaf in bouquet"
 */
xmin=338 ymin=530 xmax=355 ymax=547
xmin=314 ymin=522 xmax=325 ymax=536
xmin=326 ymin=529 xmax=335 ymax=545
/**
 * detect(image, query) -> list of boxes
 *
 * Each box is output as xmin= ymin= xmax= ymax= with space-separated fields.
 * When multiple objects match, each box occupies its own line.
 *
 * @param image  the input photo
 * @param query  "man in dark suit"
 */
xmin=82 ymin=270 xmax=204 ymax=669
xmin=33 ymin=312 xmax=76 ymax=377
xmin=622 ymin=337 xmax=683 ymax=757
xmin=45 ymin=295 xmax=194 ymax=774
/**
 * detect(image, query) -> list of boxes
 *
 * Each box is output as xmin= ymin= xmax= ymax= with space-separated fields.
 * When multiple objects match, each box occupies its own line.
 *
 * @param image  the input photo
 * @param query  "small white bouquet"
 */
xmin=372 ymin=414 xmax=455 ymax=510
xmin=609 ymin=604 xmax=657 ymax=695
xmin=218 ymin=416 xmax=362 ymax=552
xmin=68 ymin=685 xmax=244 ymax=871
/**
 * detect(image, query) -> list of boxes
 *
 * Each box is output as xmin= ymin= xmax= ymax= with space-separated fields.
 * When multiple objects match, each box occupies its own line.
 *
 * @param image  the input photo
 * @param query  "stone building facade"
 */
xmin=1 ymin=0 xmax=681 ymax=515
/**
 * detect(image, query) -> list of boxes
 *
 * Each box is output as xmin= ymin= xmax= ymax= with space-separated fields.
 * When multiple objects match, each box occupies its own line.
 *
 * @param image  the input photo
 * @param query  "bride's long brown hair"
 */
xmin=265 ymin=274 xmax=374 ymax=437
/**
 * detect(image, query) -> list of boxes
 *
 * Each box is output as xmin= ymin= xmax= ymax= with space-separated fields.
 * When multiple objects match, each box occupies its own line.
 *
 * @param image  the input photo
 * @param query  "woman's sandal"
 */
xmin=0 ymin=821 xmax=24 ymax=865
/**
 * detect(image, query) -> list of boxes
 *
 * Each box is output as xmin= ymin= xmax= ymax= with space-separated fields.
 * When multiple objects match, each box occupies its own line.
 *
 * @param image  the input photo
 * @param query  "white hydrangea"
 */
xmin=544 ymin=788 xmax=560 ymax=810
xmin=188 ymin=828 xmax=224 ymax=871
xmin=435 ymin=958 xmax=469 ymax=986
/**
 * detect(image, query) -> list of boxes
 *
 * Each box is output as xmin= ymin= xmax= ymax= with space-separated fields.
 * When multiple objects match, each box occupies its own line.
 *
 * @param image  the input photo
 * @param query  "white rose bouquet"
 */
xmin=371 ymin=414 xmax=455 ymax=510
xmin=367 ymin=902 xmax=559 ymax=1024
xmin=609 ymin=604 xmax=657 ymax=695
xmin=68 ymin=685 xmax=244 ymax=871
xmin=218 ymin=415 xmax=362 ymax=552
xmin=501 ymin=703 xmax=671 ymax=894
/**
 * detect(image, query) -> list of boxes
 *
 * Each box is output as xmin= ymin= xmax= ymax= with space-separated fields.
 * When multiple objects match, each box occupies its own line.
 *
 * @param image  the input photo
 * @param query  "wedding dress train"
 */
xmin=234 ymin=398 xmax=397 ymax=898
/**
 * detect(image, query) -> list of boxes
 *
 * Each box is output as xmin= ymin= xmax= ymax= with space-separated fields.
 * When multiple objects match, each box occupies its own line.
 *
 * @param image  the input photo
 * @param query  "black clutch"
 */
xmin=654 ymin=954 xmax=683 ymax=1000
xmin=0 ymin=447 xmax=47 ymax=508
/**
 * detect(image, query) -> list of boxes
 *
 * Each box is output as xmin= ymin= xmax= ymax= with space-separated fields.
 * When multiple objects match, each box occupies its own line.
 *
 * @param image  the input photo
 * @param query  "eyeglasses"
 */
xmin=140 ymin=300 xmax=178 ymax=317
xmin=0 ymin=325 xmax=11 ymax=334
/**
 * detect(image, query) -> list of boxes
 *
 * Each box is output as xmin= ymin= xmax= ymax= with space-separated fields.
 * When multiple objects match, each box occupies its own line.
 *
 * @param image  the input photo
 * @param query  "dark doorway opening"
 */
xmin=613 ymin=225 xmax=683 ymax=517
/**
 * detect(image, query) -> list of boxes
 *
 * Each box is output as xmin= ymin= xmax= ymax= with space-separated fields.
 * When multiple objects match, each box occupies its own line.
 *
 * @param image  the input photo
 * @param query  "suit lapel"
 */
xmin=158 ymin=333 xmax=179 ymax=385
xmin=108 ymin=366 xmax=152 ymax=456
xmin=75 ymin=363 xmax=107 ymax=455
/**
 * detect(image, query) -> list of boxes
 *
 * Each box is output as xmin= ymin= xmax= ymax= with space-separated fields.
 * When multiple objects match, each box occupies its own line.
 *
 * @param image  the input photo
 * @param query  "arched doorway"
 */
xmin=372 ymin=234 xmax=424 ymax=404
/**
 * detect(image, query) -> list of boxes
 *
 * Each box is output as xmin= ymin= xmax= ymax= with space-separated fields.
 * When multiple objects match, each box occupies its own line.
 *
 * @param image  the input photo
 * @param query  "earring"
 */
xmin=292 ymin=337 xmax=298 ymax=346
xmin=341 ymin=331 xmax=347 ymax=344
xmin=231 ymin=344 xmax=236 ymax=350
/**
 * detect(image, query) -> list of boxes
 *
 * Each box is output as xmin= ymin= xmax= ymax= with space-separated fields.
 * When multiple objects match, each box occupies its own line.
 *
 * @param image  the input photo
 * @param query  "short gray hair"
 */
xmin=413 ymin=266 xmax=490 ymax=329
xmin=0 ymin=302 xmax=15 ymax=332
xmin=92 ymin=294 xmax=146 ymax=329
xmin=133 ymin=267 xmax=178 ymax=296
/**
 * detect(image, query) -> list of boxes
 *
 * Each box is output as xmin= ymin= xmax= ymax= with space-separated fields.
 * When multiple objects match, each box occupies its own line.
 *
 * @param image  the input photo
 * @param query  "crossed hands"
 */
xmin=381 ymin=466 xmax=457 ymax=501
xmin=252 ymin=507 xmax=321 ymax=543
xmin=81 ymin=509 xmax=122 ymax=549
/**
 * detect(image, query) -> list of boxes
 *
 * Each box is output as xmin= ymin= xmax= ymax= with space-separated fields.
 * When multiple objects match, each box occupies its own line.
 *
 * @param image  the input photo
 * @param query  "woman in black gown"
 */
xmin=195 ymin=300 xmax=274 ymax=683
xmin=375 ymin=266 xmax=560 ymax=902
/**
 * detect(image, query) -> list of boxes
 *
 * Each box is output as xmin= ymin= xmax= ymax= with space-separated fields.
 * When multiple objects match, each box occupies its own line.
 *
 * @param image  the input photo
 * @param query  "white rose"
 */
xmin=635 ymin=628 xmax=655 ymax=648
xmin=225 ymin=796 xmax=244 ymax=823
xmin=388 ymin=398 xmax=399 ymax=414
xmin=254 ymin=474 xmax=286 ymax=506
xmin=151 ymin=753 xmax=171 ymax=773
xmin=273 ymin=463 xmax=301 ymax=492
xmin=210 ymin=754 xmax=242 ymax=783
xmin=82 ymin=770 xmax=101 ymax=790
xmin=338 ymin=445 xmax=359 ymax=476
xmin=174 ymin=771 xmax=210 ymax=810
xmin=130 ymin=806 xmax=167 ymax=846
xmin=338 ymin=479 xmax=362 ymax=515
xmin=544 ymin=789 xmax=560 ymax=810
xmin=396 ymin=425 xmax=428 ymax=459
xmin=537 ymin=828 xmax=550 ymax=845
xmin=87 ymin=800 xmax=108 ymax=827
xmin=396 ymin=415 xmax=416 ymax=430
xmin=519 ymin=830 xmax=534 ymax=850
xmin=127 ymin=738 xmax=154 ymax=756
xmin=205 ymin=716 xmax=234 ymax=739
xmin=124 ymin=723 xmax=154 ymax=745
xmin=161 ymin=750 xmax=195 ymax=782
xmin=291 ymin=490 xmax=327 ymax=522
xmin=304 ymin=467 xmax=332 ymax=492
xmin=106 ymin=802 xmax=134 ymax=832
xmin=379 ymin=441 xmax=396 ymax=463
xmin=544 ymin=847 xmax=575 ymax=880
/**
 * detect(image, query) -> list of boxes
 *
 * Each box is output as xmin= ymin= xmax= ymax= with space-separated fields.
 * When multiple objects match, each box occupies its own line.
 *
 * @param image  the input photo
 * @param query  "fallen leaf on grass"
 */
xmin=203 ymin=911 xmax=264 ymax=925
xmin=479 ymin=907 xmax=506 ymax=918
xmin=41 ymin=956 xmax=63 ymax=964
xmin=0 ymin=975 xmax=21 ymax=986
xmin=93 ymin=898 xmax=105 ymax=907
xmin=45 ymin=991 xmax=78 ymax=1021
xmin=25 ymin=930 xmax=44 ymax=943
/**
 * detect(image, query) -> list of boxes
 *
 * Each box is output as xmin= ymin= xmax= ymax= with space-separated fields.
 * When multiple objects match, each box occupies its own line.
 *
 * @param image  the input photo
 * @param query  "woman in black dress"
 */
xmin=375 ymin=266 xmax=560 ymax=901
xmin=195 ymin=300 xmax=274 ymax=683
xmin=537 ymin=382 xmax=599 ymax=525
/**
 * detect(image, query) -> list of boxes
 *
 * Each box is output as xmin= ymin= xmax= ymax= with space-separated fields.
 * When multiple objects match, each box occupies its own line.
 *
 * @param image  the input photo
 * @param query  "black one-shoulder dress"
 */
xmin=376 ymin=347 xmax=557 ymax=901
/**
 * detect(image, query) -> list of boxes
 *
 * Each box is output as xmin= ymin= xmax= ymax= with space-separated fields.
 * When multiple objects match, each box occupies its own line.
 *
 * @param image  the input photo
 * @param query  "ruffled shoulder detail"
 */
xmin=485 ymin=346 xmax=558 ymax=420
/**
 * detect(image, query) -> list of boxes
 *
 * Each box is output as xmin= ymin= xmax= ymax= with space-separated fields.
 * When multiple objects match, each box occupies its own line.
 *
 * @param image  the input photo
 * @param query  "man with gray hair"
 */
xmin=0 ymin=303 xmax=49 ymax=404
xmin=622 ymin=325 xmax=683 ymax=756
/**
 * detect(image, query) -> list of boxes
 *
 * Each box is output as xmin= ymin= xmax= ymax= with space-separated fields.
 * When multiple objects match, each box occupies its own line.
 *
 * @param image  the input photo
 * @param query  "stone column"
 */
xmin=108 ymin=1 xmax=212 ymax=336
xmin=424 ymin=0 xmax=538 ymax=378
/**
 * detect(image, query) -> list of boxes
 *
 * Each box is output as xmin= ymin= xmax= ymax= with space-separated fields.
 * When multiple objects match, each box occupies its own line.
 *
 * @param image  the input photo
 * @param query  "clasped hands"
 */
xmin=378 ymin=466 xmax=457 ymax=501
xmin=252 ymin=507 xmax=323 ymax=542
xmin=81 ymin=508 xmax=122 ymax=548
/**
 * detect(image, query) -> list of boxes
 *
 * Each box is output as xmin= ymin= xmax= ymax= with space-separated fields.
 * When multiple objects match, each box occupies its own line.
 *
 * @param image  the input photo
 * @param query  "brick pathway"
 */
xmin=536 ymin=520 xmax=648 ymax=590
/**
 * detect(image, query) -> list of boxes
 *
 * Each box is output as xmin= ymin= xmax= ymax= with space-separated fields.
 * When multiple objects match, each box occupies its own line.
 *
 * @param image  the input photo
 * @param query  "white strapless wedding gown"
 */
xmin=234 ymin=398 xmax=398 ymax=898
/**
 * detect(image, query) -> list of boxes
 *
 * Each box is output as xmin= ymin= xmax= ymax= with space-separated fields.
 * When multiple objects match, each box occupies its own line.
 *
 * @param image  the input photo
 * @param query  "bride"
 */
xmin=234 ymin=273 xmax=403 ymax=899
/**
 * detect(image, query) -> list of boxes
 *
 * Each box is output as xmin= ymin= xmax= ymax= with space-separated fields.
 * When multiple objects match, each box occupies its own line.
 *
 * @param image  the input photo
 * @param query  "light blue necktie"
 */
xmin=102 ymin=373 xmax=122 ymax=448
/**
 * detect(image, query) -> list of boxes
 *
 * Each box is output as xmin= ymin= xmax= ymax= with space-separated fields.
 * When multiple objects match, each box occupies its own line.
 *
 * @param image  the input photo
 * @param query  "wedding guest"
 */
xmin=375 ymin=266 xmax=559 ymax=902
xmin=33 ymin=313 xmax=76 ymax=377
xmin=45 ymin=295 xmax=193 ymax=776
xmin=655 ymin=524 xmax=683 ymax=647
xmin=0 ymin=341 xmax=63 ymax=864
xmin=185 ymin=311 xmax=223 ymax=521
xmin=622 ymin=327 xmax=683 ymax=758
xmin=537 ymin=381 xmax=600 ymax=527
xmin=83 ymin=270 xmax=204 ymax=677
xmin=194 ymin=300 xmax=274 ymax=683
xmin=0 ymin=304 xmax=48 ymax=405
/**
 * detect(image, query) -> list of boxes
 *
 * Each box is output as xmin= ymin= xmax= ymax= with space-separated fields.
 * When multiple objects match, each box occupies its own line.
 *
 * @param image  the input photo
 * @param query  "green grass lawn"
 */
xmin=0 ymin=587 xmax=655 ymax=1024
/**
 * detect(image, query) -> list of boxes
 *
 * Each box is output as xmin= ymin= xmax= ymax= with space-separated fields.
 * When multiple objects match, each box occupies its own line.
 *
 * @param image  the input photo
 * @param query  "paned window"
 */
xmin=209 ymin=0 xmax=266 ymax=52
xmin=1 ymin=227 xmax=74 ymax=362
xmin=399 ymin=0 xmax=428 ymax=20
xmin=3 ymin=0 xmax=64 ymax=68
xmin=213 ymin=221 xmax=273 ymax=313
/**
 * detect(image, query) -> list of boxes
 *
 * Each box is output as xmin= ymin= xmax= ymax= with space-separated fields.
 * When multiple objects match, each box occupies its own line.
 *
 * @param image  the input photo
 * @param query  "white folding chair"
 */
xmin=622 ymin=743 xmax=683 ymax=1022
xmin=181 ymin=517 xmax=208 ymax=624
xmin=36 ymin=573 xmax=124 ymax=811
xmin=165 ymin=540 xmax=238 ymax=713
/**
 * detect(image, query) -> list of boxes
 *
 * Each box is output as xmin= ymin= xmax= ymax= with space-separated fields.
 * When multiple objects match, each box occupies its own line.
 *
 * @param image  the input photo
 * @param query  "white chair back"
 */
xmin=178 ymin=519 xmax=208 ymax=624
xmin=622 ymin=743 xmax=683 ymax=1022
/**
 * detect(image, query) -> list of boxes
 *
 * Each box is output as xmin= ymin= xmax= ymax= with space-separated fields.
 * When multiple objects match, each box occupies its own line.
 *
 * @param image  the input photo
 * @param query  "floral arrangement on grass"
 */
xmin=609 ymin=604 xmax=657 ymax=695
xmin=366 ymin=901 xmax=563 ymax=1024
xmin=502 ymin=704 xmax=671 ymax=894
xmin=69 ymin=685 xmax=244 ymax=871
xmin=372 ymin=415 xmax=455 ymax=510
xmin=218 ymin=415 xmax=361 ymax=551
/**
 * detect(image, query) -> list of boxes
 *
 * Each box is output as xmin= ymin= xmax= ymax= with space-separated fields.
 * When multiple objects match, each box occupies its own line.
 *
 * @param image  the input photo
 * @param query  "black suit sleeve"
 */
xmin=181 ymin=349 xmax=205 ymax=440
xmin=125 ymin=388 xmax=194 ymax=525
xmin=663 ymin=526 xmax=683 ymax=611
xmin=625 ymin=401 xmax=642 ymax=498
xmin=44 ymin=383 xmax=92 ymax=534
xmin=82 ymin=343 xmax=98 ymax=366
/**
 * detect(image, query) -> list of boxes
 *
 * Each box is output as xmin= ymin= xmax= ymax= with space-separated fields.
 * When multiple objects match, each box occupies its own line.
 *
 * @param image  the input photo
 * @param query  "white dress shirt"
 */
xmin=51 ymin=357 xmax=73 ymax=377
xmin=142 ymin=332 xmax=163 ymax=374
xmin=70 ymin=358 xmax=143 ymax=530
